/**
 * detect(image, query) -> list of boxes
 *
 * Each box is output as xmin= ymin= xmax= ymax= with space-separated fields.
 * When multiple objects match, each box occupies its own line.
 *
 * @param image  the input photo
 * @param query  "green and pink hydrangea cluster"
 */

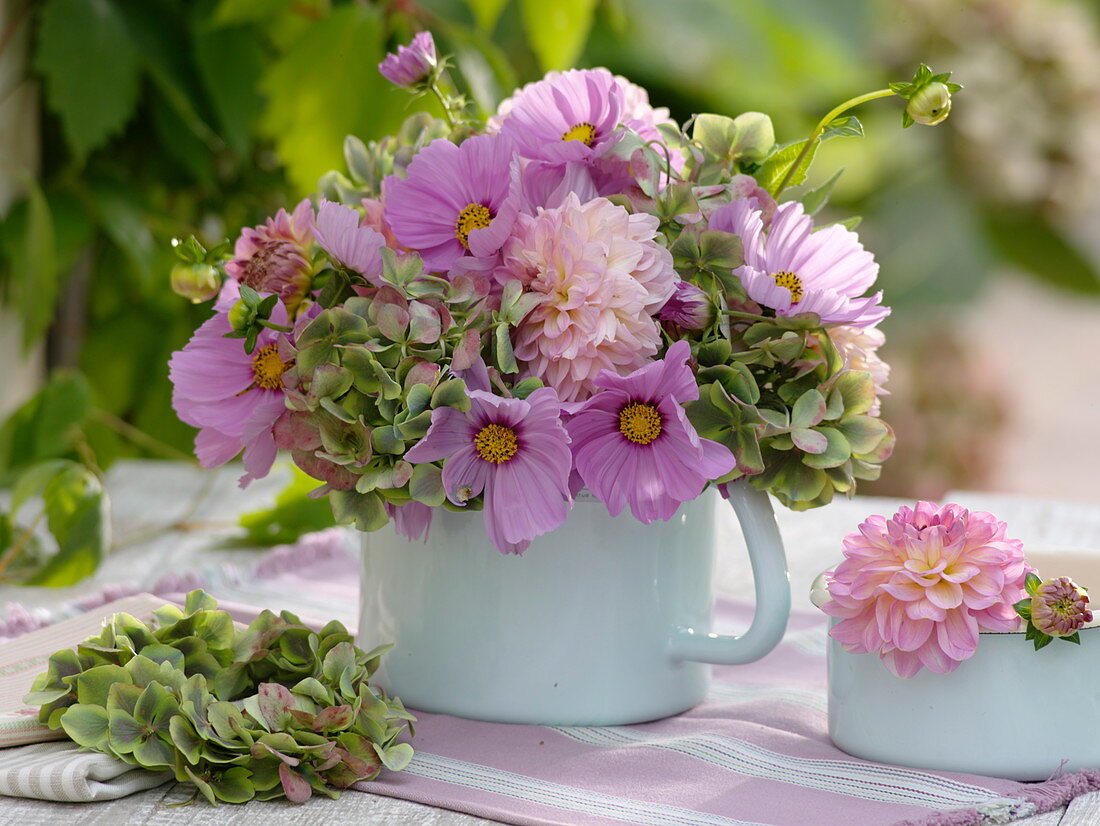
xmin=168 ymin=35 xmax=959 ymax=553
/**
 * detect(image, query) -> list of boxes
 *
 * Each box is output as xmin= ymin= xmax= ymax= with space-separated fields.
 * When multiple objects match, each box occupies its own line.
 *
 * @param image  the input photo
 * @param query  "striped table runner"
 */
xmin=0 ymin=534 xmax=1097 ymax=823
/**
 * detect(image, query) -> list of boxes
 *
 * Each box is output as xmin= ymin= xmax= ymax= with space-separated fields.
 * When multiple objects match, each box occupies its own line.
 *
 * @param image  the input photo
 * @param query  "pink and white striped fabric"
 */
xmin=1 ymin=536 xmax=1098 ymax=824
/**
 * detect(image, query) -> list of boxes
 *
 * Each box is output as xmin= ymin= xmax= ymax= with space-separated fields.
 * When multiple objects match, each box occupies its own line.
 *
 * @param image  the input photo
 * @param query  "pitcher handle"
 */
xmin=669 ymin=483 xmax=791 ymax=664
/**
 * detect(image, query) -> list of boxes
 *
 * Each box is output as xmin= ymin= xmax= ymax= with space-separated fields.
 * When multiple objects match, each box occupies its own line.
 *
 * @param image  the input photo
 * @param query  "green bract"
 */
xmin=24 ymin=591 xmax=415 ymax=805
xmin=686 ymin=317 xmax=894 ymax=511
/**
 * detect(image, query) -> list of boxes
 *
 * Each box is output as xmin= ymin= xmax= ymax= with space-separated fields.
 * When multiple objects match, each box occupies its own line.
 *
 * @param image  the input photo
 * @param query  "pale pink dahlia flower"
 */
xmin=828 ymin=324 xmax=890 ymax=416
xmin=225 ymin=200 xmax=314 ymax=314
xmin=710 ymin=199 xmax=888 ymax=327
xmin=404 ymin=388 xmax=573 ymax=554
xmin=169 ymin=306 xmax=292 ymax=488
xmin=496 ymin=193 xmax=677 ymax=402
xmin=1031 ymin=577 xmax=1093 ymax=637
xmin=378 ymin=31 xmax=436 ymax=89
xmin=824 ymin=502 xmax=1030 ymax=677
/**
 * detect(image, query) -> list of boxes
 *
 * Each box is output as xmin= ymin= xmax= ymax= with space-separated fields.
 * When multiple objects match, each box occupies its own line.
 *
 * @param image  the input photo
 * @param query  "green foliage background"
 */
xmin=1 ymin=0 xmax=1098 ymax=583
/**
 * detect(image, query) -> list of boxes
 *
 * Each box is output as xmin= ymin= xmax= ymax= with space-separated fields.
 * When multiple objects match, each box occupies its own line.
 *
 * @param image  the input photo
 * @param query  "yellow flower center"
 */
xmin=251 ymin=344 xmax=288 ymax=390
xmin=770 ymin=270 xmax=804 ymax=304
xmin=455 ymin=203 xmax=493 ymax=250
xmin=618 ymin=402 xmax=663 ymax=445
xmin=474 ymin=423 xmax=519 ymax=464
xmin=561 ymin=122 xmax=597 ymax=146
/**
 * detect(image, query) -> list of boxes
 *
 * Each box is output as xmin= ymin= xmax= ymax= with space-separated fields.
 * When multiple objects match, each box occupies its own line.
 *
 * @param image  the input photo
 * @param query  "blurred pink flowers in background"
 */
xmin=824 ymin=501 xmax=1030 ymax=677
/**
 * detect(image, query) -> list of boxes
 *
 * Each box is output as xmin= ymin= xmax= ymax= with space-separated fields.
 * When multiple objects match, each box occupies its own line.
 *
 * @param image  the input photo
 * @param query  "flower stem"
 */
xmin=430 ymin=83 xmax=458 ymax=129
xmin=772 ymin=88 xmax=896 ymax=199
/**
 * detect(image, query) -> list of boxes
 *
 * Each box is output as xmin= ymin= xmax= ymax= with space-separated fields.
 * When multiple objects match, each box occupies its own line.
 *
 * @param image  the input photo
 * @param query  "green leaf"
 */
xmin=192 ymin=19 xmax=264 ymax=157
xmin=0 ymin=370 xmax=92 ymax=480
xmin=74 ymin=664 xmax=130 ymax=707
xmin=800 ymin=168 xmax=843 ymax=217
xmin=15 ymin=179 xmax=59 ymax=348
xmin=408 ymin=464 xmax=446 ymax=507
xmin=465 ymin=0 xmax=509 ymax=31
xmin=801 ymin=427 xmax=851 ymax=469
xmin=330 ymin=490 xmax=388 ymax=532
xmin=13 ymin=459 xmax=108 ymax=587
xmin=756 ymin=139 xmax=819 ymax=196
xmin=259 ymin=4 xmax=402 ymax=194
xmin=1025 ymin=572 xmax=1042 ymax=596
xmin=210 ymin=0 xmax=292 ymax=27
xmin=374 ymin=741 xmax=414 ymax=772
xmin=35 ymin=0 xmax=142 ymax=161
xmin=790 ymin=390 xmax=826 ymax=429
xmin=982 ymin=208 xmax=1100 ymax=294
xmin=821 ymin=115 xmax=863 ymax=140
xmin=494 ymin=324 xmax=518 ymax=374
xmin=60 ymin=704 xmax=111 ymax=749
xmin=519 ymin=0 xmax=598 ymax=72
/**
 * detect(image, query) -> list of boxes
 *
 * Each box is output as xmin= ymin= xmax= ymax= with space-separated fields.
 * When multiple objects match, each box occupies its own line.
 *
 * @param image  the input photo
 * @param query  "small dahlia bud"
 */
xmin=227 ymin=297 xmax=255 ymax=333
xmin=378 ymin=31 xmax=437 ymax=89
xmin=1031 ymin=576 xmax=1093 ymax=637
xmin=658 ymin=281 xmax=714 ymax=332
xmin=170 ymin=262 xmax=221 ymax=303
xmin=907 ymin=82 xmax=952 ymax=126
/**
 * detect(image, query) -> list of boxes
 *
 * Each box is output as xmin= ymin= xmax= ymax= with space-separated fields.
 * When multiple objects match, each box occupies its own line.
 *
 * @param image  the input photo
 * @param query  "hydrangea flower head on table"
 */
xmin=169 ymin=35 xmax=960 ymax=554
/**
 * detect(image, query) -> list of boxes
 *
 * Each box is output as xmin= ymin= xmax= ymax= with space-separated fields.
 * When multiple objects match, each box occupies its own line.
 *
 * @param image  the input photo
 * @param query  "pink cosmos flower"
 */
xmin=823 ymin=502 xmax=1030 ymax=678
xmin=378 ymin=31 xmax=437 ymax=88
xmin=1031 ymin=577 xmax=1093 ymax=637
xmin=710 ymin=199 xmax=888 ymax=327
xmin=225 ymin=200 xmax=314 ymax=314
xmin=496 ymin=193 xmax=677 ymax=402
xmin=567 ymin=340 xmax=736 ymax=523
xmin=383 ymin=135 xmax=519 ymax=272
xmin=495 ymin=69 xmax=625 ymax=166
xmin=169 ymin=305 xmax=292 ymax=488
xmin=404 ymin=388 xmax=572 ymax=554
xmin=312 ymin=199 xmax=386 ymax=285
xmin=828 ymin=324 xmax=890 ymax=416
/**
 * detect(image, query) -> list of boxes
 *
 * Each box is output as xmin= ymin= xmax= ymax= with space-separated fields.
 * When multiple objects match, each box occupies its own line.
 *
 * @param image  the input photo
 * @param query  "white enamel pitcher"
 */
xmin=359 ymin=482 xmax=790 ymax=725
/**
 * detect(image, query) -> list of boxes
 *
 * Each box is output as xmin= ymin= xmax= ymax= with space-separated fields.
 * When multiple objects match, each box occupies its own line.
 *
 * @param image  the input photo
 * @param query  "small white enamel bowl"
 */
xmin=816 ymin=548 xmax=1100 ymax=781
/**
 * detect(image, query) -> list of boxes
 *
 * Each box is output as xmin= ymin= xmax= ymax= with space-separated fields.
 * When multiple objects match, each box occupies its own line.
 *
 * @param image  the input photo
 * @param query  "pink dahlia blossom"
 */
xmin=1031 ymin=577 xmax=1093 ymax=637
xmin=225 ymin=200 xmax=314 ymax=314
xmin=710 ymin=199 xmax=888 ymax=327
xmin=823 ymin=502 xmax=1030 ymax=677
xmin=169 ymin=305 xmax=292 ymax=488
xmin=383 ymin=134 xmax=519 ymax=272
xmin=378 ymin=31 xmax=436 ymax=88
xmin=404 ymin=388 xmax=573 ymax=554
xmin=312 ymin=199 xmax=386 ymax=285
xmin=567 ymin=340 xmax=736 ymax=523
xmin=497 ymin=193 xmax=677 ymax=402
xmin=828 ymin=324 xmax=890 ymax=416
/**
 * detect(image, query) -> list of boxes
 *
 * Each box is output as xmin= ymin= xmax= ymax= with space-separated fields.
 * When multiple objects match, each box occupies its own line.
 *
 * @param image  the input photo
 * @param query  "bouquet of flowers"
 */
xmin=169 ymin=34 xmax=958 ymax=554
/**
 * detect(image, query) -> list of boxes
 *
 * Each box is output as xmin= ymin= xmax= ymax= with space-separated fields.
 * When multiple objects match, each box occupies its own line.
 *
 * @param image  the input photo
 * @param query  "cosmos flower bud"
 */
xmin=170 ymin=262 xmax=221 ymax=303
xmin=378 ymin=31 xmax=437 ymax=89
xmin=1031 ymin=576 xmax=1093 ymax=637
xmin=906 ymin=82 xmax=952 ymax=126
